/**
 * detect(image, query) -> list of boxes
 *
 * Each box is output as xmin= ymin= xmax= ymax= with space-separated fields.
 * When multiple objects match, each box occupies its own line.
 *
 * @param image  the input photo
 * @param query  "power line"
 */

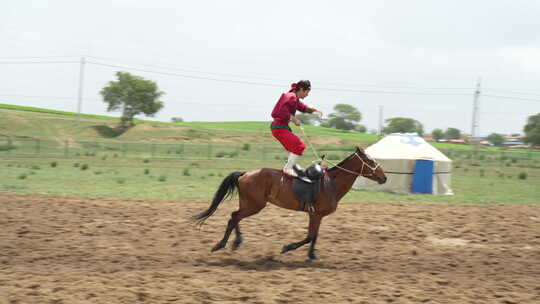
xmin=483 ymin=94 xmax=540 ymax=103
xmin=0 ymin=55 xmax=79 ymax=59
xmin=483 ymin=88 xmax=540 ymax=97
xmin=87 ymin=60 xmax=286 ymax=88
xmin=86 ymin=60 xmax=475 ymax=97
xmin=1 ymin=56 xmax=540 ymax=103
xmin=0 ymin=61 xmax=79 ymax=64
xmin=86 ymin=55 xmax=479 ymax=91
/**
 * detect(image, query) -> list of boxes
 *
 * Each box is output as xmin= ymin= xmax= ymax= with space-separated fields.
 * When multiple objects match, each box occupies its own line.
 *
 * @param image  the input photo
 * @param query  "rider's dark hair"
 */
xmin=290 ymin=80 xmax=311 ymax=92
xmin=296 ymin=80 xmax=311 ymax=91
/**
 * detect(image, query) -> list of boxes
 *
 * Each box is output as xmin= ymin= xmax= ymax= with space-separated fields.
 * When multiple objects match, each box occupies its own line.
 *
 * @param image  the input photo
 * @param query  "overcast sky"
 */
xmin=1 ymin=0 xmax=540 ymax=136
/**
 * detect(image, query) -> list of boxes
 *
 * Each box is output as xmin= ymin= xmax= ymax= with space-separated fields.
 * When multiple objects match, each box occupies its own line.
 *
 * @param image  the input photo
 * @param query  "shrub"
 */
xmin=511 ymin=158 xmax=518 ymax=163
xmin=143 ymin=159 xmax=150 ymax=163
xmin=498 ymin=172 xmax=505 ymax=178
xmin=31 ymin=165 xmax=41 ymax=170
xmin=158 ymin=175 xmax=167 ymax=182
xmin=183 ymin=168 xmax=191 ymax=176
xmin=242 ymin=143 xmax=251 ymax=151
xmin=102 ymin=155 xmax=108 ymax=160
xmin=229 ymin=151 xmax=239 ymax=158
xmin=81 ymin=164 xmax=89 ymax=170
xmin=518 ymin=172 xmax=528 ymax=180
xmin=117 ymin=178 xmax=126 ymax=184
xmin=208 ymin=172 xmax=215 ymax=177
xmin=94 ymin=171 xmax=102 ymax=175
xmin=506 ymin=162 xmax=512 ymax=167
xmin=0 ymin=144 xmax=16 ymax=151
xmin=215 ymin=151 xmax=228 ymax=158
xmin=73 ymin=163 xmax=80 ymax=167
xmin=144 ymin=169 xmax=150 ymax=175
xmin=479 ymin=169 xmax=485 ymax=177
xmin=50 ymin=161 xmax=57 ymax=168
xmin=18 ymin=173 xmax=27 ymax=179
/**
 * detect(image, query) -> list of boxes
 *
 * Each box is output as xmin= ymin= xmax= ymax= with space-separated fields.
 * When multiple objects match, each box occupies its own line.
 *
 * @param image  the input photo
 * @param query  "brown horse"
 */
xmin=193 ymin=147 xmax=387 ymax=260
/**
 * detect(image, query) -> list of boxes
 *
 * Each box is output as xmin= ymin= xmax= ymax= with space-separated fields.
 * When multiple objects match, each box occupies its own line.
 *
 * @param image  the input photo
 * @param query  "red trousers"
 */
xmin=271 ymin=128 xmax=305 ymax=155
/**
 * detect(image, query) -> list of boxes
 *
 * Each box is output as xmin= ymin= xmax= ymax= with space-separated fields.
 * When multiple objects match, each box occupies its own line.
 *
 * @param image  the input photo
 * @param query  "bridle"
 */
xmin=298 ymin=126 xmax=381 ymax=178
xmin=324 ymin=152 xmax=381 ymax=177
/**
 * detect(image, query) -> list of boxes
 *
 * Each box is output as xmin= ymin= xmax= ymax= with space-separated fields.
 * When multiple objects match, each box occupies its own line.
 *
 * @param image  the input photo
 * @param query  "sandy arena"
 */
xmin=0 ymin=192 xmax=539 ymax=304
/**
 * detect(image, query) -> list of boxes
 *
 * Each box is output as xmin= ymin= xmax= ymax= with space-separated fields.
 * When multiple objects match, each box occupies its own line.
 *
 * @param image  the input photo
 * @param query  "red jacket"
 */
xmin=271 ymin=92 xmax=313 ymax=125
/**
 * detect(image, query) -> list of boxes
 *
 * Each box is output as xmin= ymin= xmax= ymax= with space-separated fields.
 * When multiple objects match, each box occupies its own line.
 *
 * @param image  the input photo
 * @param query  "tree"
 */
xmin=100 ymin=72 xmax=164 ymax=126
xmin=296 ymin=113 xmax=321 ymax=125
xmin=355 ymin=124 xmax=367 ymax=133
xmin=432 ymin=128 xmax=444 ymax=141
xmin=524 ymin=113 xmax=540 ymax=146
xmin=171 ymin=117 xmax=184 ymax=123
xmin=324 ymin=104 xmax=362 ymax=131
xmin=383 ymin=117 xmax=423 ymax=136
xmin=487 ymin=133 xmax=505 ymax=146
xmin=444 ymin=127 xmax=461 ymax=139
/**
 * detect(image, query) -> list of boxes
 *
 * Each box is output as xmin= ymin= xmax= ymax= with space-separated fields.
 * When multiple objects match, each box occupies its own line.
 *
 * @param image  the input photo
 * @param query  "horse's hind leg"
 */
xmin=231 ymin=224 xmax=242 ymax=251
xmin=212 ymin=199 xmax=266 ymax=252
xmin=231 ymin=199 xmax=266 ymax=251
xmin=211 ymin=211 xmax=240 ymax=252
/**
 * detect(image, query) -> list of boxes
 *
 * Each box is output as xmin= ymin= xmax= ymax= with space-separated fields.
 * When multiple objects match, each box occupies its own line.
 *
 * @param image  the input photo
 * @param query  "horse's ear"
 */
xmin=321 ymin=154 xmax=326 ymax=161
xmin=356 ymin=146 xmax=365 ymax=154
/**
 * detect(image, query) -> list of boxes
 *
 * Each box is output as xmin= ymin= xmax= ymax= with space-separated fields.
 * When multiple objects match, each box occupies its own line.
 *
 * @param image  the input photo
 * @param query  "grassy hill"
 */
xmin=0 ymin=103 xmax=521 ymax=152
xmin=0 ymin=103 xmax=382 ymax=146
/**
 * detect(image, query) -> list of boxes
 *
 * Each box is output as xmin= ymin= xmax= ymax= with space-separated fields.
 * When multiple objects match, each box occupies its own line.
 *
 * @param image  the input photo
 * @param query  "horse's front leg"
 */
xmin=281 ymin=214 xmax=322 ymax=260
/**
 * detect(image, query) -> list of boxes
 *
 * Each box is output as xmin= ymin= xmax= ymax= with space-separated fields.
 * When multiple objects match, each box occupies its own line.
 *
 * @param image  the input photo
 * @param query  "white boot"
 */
xmin=283 ymin=153 xmax=300 ymax=177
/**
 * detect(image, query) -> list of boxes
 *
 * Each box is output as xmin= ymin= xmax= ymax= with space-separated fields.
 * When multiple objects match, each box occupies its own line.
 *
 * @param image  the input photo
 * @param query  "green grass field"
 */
xmin=0 ymin=155 xmax=538 ymax=204
xmin=1 ymin=103 xmax=539 ymax=205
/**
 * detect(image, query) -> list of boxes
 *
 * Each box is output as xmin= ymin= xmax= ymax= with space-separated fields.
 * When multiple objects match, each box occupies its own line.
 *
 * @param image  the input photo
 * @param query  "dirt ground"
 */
xmin=1 ymin=193 xmax=539 ymax=304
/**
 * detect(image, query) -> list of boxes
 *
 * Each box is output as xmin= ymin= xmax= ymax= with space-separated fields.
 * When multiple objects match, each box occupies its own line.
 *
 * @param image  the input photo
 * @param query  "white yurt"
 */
xmin=353 ymin=133 xmax=453 ymax=195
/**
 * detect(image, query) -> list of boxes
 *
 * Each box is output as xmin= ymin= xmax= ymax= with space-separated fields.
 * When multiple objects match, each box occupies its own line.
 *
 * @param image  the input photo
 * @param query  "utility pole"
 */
xmin=378 ymin=105 xmax=384 ymax=136
xmin=76 ymin=56 xmax=86 ymax=123
xmin=471 ymin=77 xmax=481 ymax=138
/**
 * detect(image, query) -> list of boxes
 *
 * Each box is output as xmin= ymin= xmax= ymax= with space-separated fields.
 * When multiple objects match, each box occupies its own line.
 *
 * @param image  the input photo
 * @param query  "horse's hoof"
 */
xmin=281 ymin=245 xmax=289 ymax=254
xmin=211 ymin=243 xmax=225 ymax=252
xmin=231 ymin=241 xmax=241 ymax=251
xmin=308 ymin=253 xmax=318 ymax=260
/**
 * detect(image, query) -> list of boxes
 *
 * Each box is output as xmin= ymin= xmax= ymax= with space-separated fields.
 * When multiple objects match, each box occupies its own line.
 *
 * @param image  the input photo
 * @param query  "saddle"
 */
xmin=291 ymin=163 xmax=324 ymax=213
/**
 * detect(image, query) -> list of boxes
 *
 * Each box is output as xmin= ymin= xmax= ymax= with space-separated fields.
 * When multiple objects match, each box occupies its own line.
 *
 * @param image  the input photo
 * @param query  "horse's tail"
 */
xmin=192 ymin=171 xmax=244 ymax=226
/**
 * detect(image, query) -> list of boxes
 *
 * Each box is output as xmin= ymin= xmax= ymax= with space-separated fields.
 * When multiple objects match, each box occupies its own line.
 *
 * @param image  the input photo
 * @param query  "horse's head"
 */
xmin=355 ymin=147 xmax=387 ymax=184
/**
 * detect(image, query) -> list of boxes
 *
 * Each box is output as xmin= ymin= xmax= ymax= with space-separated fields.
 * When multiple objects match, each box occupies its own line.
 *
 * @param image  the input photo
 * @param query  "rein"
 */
xmin=299 ymin=126 xmax=380 ymax=177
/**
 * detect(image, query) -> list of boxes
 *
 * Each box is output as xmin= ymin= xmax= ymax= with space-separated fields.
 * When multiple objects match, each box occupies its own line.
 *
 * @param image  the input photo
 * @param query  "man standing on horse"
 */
xmin=270 ymin=80 xmax=323 ymax=177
